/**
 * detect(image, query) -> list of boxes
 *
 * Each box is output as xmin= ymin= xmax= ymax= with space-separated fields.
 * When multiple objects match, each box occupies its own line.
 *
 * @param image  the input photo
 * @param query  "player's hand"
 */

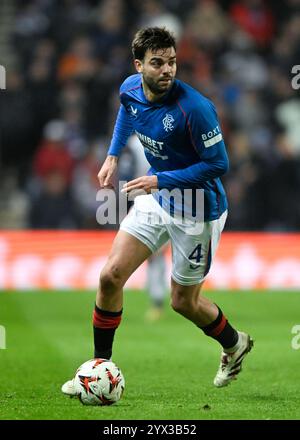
xmin=97 ymin=155 xmax=118 ymax=189
xmin=121 ymin=175 xmax=158 ymax=195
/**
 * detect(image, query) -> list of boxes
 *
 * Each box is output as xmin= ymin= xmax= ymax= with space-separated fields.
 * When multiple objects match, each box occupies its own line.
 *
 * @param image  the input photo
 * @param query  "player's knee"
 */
xmin=170 ymin=289 xmax=191 ymax=314
xmin=100 ymin=264 xmax=124 ymax=292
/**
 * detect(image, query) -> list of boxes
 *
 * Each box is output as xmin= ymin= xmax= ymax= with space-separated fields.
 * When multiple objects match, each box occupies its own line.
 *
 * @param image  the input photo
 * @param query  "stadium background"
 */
xmin=0 ymin=0 xmax=300 ymax=421
xmin=0 ymin=0 xmax=300 ymax=290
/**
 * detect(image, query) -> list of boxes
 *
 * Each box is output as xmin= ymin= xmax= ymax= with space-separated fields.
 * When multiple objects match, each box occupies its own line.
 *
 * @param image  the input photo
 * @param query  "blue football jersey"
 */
xmin=108 ymin=74 xmax=229 ymax=221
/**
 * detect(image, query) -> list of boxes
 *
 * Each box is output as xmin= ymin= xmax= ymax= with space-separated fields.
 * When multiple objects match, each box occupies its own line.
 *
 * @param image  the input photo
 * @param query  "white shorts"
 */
xmin=120 ymin=194 xmax=227 ymax=286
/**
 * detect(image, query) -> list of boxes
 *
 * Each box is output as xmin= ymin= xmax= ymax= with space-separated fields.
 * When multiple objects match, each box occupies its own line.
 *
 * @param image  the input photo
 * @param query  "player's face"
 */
xmin=135 ymin=47 xmax=177 ymax=96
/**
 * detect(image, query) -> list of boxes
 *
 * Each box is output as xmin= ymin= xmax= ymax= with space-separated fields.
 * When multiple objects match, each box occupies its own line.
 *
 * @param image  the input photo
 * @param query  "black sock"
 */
xmin=93 ymin=305 xmax=122 ymax=359
xmin=199 ymin=306 xmax=238 ymax=349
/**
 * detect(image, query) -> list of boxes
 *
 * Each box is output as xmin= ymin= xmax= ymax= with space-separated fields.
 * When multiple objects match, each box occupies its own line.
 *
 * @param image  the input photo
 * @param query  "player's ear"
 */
xmin=134 ymin=59 xmax=143 ymax=73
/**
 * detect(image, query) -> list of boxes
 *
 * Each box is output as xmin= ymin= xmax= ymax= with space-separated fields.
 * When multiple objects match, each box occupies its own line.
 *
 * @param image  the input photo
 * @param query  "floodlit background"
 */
xmin=0 ymin=0 xmax=300 ymax=290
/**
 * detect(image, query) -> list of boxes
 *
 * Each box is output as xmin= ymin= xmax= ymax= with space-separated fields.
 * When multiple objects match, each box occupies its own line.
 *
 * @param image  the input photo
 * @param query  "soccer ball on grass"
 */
xmin=74 ymin=358 xmax=125 ymax=406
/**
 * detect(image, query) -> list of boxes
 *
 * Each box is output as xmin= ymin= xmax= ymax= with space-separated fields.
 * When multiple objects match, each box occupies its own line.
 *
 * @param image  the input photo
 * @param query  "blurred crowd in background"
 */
xmin=0 ymin=0 xmax=299 ymax=231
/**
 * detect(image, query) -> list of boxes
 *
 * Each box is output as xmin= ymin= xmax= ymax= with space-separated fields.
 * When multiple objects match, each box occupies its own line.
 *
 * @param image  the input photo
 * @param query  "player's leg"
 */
xmin=62 ymin=230 xmax=152 ymax=396
xmin=170 ymin=279 xmax=253 ymax=387
xmin=170 ymin=278 xmax=244 ymax=343
xmin=62 ymin=194 xmax=169 ymax=396
xmin=168 ymin=210 xmax=253 ymax=387
xmin=170 ymin=278 xmax=240 ymax=345
xmin=94 ymin=194 xmax=169 ymax=359
xmin=94 ymin=230 xmax=152 ymax=360
xmin=170 ymin=280 xmax=216 ymax=325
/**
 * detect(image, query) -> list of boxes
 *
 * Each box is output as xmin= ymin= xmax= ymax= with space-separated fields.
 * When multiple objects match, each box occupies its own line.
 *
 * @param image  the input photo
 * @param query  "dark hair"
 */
xmin=132 ymin=27 xmax=176 ymax=60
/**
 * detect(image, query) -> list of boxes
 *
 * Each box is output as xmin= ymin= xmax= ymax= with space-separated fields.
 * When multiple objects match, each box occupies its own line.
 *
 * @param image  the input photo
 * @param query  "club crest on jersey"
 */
xmin=162 ymin=113 xmax=174 ymax=132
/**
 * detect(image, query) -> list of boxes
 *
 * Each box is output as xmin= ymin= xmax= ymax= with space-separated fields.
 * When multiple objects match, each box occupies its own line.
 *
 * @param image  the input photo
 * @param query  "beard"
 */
xmin=142 ymin=73 xmax=174 ymax=96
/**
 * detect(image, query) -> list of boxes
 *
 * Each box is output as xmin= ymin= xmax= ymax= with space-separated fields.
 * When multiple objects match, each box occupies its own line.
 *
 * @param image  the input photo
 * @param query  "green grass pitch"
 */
xmin=0 ymin=290 xmax=300 ymax=420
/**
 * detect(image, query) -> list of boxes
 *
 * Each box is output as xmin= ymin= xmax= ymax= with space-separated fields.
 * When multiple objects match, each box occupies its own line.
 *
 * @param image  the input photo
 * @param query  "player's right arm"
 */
xmin=97 ymin=155 xmax=119 ymax=188
xmin=97 ymin=103 xmax=134 ymax=188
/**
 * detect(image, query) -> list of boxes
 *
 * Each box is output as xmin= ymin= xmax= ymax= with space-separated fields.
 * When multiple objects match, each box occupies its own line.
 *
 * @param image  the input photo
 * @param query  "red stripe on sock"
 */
xmin=93 ymin=310 xmax=122 ymax=329
xmin=209 ymin=315 xmax=227 ymax=337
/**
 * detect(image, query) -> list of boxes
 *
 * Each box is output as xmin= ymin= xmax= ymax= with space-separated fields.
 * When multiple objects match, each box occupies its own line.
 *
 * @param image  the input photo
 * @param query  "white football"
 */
xmin=74 ymin=358 xmax=125 ymax=406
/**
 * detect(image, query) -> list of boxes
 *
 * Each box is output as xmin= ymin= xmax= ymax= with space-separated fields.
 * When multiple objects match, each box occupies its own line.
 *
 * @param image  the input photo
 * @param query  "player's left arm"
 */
xmin=155 ymin=101 xmax=229 ymax=189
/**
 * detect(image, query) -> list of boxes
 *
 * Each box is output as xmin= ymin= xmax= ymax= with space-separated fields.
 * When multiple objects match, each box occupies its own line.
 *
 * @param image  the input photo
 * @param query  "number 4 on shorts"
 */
xmin=188 ymin=244 xmax=203 ymax=269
